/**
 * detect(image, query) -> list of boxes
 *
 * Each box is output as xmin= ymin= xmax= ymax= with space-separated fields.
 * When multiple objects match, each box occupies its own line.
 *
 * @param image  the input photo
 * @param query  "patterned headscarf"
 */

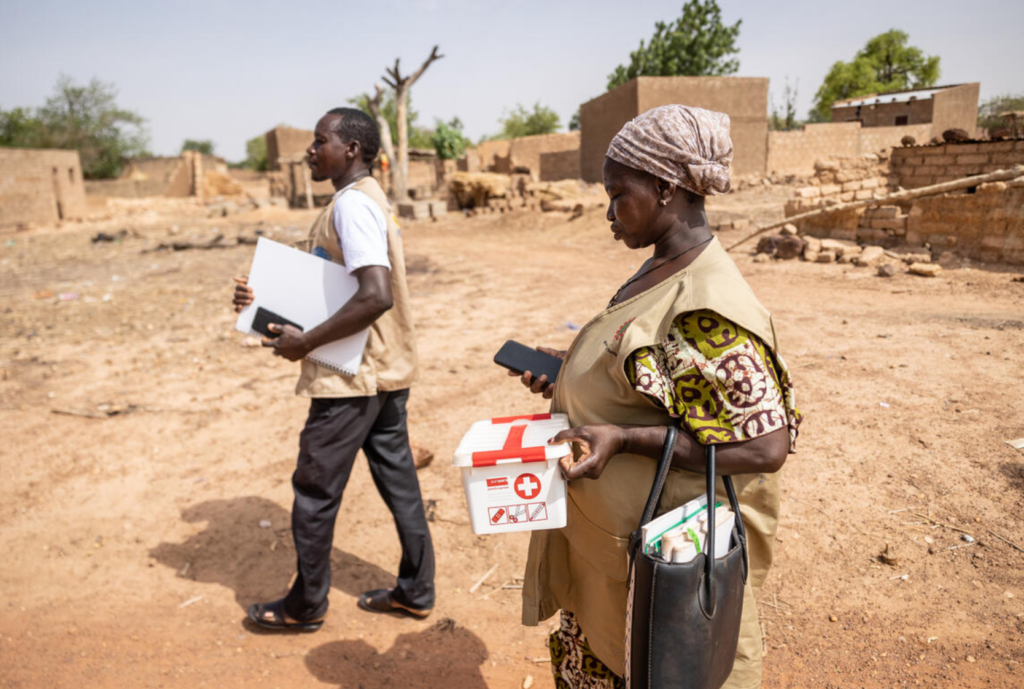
xmin=606 ymin=104 xmax=734 ymax=196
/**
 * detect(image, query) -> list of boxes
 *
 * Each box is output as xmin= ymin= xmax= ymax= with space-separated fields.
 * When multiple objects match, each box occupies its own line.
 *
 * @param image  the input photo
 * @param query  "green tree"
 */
xmin=498 ymin=102 xmax=561 ymax=139
xmin=181 ymin=139 xmax=214 ymax=155
xmin=977 ymin=93 xmax=1024 ymax=131
xmin=568 ymin=110 xmax=580 ymax=132
xmin=607 ymin=0 xmax=741 ymax=91
xmin=431 ymin=117 xmax=470 ymax=159
xmin=811 ymin=29 xmax=940 ymax=121
xmin=34 ymin=75 xmax=149 ymax=178
xmin=243 ymin=135 xmax=268 ymax=171
xmin=0 ymin=107 xmax=46 ymax=147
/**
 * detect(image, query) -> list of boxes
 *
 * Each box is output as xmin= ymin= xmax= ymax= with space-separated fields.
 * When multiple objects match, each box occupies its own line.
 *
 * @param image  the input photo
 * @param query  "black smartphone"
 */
xmin=494 ymin=340 xmax=562 ymax=384
xmin=252 ymin=307 xmax=304 ymax=338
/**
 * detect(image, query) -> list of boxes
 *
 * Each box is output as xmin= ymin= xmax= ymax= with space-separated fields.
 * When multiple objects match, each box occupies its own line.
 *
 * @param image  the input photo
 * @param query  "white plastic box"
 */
xmin=453 ymin=413 xmax=571 ymax=535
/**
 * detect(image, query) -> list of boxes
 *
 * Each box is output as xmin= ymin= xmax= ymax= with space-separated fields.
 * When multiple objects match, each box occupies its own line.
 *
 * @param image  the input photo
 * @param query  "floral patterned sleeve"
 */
xmin=626 ymin=309 xmax=802 ymax=449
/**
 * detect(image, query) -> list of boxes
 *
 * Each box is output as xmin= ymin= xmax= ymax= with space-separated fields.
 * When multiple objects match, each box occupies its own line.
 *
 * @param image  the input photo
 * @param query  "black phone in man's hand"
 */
xmin=252 ymin=307 xmax=304 ymax=338
xmin=494 ymin=340 xmax=562 ymax=383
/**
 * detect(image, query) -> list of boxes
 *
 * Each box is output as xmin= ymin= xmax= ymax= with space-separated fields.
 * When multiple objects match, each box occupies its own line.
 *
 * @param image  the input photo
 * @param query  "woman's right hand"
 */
xmin=232 ymin=275 xmax=254 ymax=313
xmin=508 ymin=347 xmax=566 ymax=400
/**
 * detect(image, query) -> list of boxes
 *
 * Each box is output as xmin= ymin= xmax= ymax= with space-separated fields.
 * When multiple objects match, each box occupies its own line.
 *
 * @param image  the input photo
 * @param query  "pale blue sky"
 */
xmin=1 ymin=0 xmax=1021 ymax=161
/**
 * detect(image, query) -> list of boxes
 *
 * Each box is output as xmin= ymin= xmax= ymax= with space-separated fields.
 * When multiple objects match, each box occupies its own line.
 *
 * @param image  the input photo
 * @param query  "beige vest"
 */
xmin=521 ymin=238 xmax=785 ymax=678
xmin=294 ymin=176 xmax=418 ymax=398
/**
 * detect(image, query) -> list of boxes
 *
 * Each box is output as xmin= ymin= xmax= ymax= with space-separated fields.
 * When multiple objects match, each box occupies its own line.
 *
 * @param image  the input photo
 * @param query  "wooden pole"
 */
xmin=724 ymin=165 xmax=1024 ymax=253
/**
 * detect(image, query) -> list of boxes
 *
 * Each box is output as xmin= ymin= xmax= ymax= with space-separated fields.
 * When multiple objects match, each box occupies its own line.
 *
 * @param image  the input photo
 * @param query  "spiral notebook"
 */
xmin=235 ymin=237 xmax=370 ymax=375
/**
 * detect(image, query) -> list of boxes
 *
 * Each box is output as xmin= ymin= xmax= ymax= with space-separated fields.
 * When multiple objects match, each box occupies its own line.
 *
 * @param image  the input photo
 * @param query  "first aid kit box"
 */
xmin=453 ymin=413 xmax=571 ymax=535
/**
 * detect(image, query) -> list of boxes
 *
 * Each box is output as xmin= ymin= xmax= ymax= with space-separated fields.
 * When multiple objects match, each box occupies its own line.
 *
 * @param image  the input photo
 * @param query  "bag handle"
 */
xmin=633 ymin=428 xmax=750 ymax=619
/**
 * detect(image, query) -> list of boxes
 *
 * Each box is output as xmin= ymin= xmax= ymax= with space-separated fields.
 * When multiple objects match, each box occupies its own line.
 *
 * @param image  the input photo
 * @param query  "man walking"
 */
xmin=233 ymin=108 xmax=433 ymax=630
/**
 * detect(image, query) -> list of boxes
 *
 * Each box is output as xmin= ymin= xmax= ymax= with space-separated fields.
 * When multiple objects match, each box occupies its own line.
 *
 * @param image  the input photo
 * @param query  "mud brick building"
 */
xmin=467 ymin=132 xmax=581 ymax=181
xmin=0 ymin=147 xmax=85 ymax=228
xmin=831 ymin=83 xmax=979 ymax=132
xmin=579 ymin=76 xmax=769 ymax=182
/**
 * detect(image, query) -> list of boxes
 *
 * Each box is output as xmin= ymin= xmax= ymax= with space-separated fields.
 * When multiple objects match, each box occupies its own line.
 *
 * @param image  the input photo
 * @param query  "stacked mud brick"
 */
xmin=890 ymin=140 xmax=1024 ymax=190
xmin=856 ymin=206 xmax=909 ymax=247
xmin=783 ymin=154 xmax=895 ymax=241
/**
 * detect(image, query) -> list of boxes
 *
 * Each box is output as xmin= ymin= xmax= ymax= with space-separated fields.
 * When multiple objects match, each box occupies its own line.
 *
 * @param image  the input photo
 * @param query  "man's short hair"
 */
xmin=325 ymin=107 xmax=381 ymax=163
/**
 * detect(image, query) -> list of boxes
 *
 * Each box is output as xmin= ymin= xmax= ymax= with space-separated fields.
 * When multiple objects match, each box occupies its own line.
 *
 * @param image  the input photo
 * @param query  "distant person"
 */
xmin=511 ymin=105 xmax=802 ymax=688
xmin=232 ymin=107 xmax=434 ymax=630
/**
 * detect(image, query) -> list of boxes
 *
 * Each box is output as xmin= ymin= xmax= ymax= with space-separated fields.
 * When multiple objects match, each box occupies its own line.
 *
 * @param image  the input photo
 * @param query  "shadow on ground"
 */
xmin=305 ymin=620 xmax=489 ymax=688
xmin=150 ymin=496 xmax=394 ymax=609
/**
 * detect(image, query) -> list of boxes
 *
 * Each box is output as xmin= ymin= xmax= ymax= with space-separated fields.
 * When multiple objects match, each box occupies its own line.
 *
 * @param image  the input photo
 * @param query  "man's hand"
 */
xmin=508 ymin=346 xmax=567 ymax=399
xmin=263 ymin=324 xmax=309 ymax=361
xmin=549 ymin=424 xmax=625 ymax=480
xmin=233 ymin=276 xmax=254 ymax=313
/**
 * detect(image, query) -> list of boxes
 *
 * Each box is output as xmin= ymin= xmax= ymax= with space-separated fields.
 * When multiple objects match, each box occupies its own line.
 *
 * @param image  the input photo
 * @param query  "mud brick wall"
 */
xmin=265 ymin=126 xmax=313 ymax=170
xmin=905 ymin=180 xmax=1024 ymax=265
xmin=890 ymin=140 xmax=1024 ymax=189
xmin=508 ymin=132 xmax=579 ymax=180
xmin=580 ymin=76 xmax=769 ymax=182
xmin=539 ymin=149 xmax=580 ymax=181
xmin=0 ymin=147 xmax=85 ymax=227
xmin=767 ymin=122 xmax=933 ymax=176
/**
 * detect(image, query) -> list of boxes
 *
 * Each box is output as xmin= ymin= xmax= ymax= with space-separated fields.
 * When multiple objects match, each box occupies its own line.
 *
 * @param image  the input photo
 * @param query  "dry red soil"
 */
xmin=1 ymin=192 xmax=1022 ymax=688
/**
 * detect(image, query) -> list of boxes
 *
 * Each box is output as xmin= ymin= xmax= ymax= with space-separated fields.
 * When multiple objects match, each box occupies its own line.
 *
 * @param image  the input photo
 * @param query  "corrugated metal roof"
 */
xmin=835 ymin=87 xmax=944 ymax=108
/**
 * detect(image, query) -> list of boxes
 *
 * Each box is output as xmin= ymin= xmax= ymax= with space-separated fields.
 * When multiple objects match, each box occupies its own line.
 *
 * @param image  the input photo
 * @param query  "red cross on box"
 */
xmin=514 ymin=473 xmax=541 ymax=501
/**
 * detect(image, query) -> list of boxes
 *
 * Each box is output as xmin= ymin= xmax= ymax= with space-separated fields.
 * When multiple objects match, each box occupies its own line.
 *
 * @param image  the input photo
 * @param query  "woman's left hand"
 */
xmin=549 ymin=424 xmax=625 ymax=480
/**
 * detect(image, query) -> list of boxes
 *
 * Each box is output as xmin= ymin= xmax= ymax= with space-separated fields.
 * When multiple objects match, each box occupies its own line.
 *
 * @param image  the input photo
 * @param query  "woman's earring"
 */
xmin=658 ymin=198 xmax=668 ymax=206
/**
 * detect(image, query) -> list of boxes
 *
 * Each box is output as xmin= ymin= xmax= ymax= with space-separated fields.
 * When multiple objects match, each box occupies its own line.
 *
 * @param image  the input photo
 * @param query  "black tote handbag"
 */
xmin=625 ymin=427 xmax=749 ymax=689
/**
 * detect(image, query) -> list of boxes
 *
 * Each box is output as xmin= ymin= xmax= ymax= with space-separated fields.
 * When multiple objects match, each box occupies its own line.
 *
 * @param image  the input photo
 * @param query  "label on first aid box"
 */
xmin=482 ymin=472 xmax=549 ymax=525
xmin=454 ymin=413 xmax=570 ymax=534
xmin=461 ymin=462 xmax=566 ymax=534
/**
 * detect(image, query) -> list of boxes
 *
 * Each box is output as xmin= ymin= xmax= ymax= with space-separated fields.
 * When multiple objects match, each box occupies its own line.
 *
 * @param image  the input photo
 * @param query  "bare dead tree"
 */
xmin=382 ymin=45 xmax=444 ymax=202
xmin=367 ymin=83 xmax=397 ymax=195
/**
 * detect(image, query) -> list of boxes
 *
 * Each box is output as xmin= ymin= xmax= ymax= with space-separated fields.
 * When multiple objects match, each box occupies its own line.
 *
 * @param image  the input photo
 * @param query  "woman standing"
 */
xmin=514 ymin=105 xmax=801 ymax=689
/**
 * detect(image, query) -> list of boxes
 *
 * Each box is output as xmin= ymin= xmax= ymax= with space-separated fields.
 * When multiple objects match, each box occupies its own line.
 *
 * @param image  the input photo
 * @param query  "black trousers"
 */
xmin=282 ymin=389 xmax=435 ymax=620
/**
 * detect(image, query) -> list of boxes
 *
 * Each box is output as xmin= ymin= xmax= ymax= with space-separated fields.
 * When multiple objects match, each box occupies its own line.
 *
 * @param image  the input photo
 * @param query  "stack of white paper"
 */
xmin=235 ymin=237 xmax=370 ymax=376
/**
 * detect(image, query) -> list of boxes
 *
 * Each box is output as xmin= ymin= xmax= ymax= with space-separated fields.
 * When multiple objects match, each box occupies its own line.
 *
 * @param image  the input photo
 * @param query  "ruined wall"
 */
xmin=473 ymin=139 xmax=512 ymax=174
xmin=906 ymin=180 xmax=1024 ymax=265
xmin=508 ymin=132 xmax=580 ymax=179
xmin=85 ymin=179 xmax=169 ymax=198
xmin=579 ymin=79 xmax=639 ymax=183
xmin=265 ymin=126 xmax=313 ymax=170
xmin=890 ymin=140 xmax=1024 ymax=190
xmin=0 ymin=148 xmax=85 ymax=227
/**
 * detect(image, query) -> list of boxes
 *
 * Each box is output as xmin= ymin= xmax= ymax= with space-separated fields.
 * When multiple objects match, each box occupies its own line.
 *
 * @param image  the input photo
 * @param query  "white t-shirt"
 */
xmin=332 ymin=182 xmax=390 ymax=274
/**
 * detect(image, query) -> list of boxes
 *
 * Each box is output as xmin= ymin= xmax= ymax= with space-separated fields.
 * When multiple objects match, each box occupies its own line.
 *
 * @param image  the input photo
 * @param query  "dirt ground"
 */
xmin=1 ymin=189 xmax=1023 ymax=689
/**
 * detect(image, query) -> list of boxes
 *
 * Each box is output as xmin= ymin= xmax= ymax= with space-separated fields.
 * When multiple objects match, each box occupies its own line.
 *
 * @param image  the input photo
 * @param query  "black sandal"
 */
xmin=357 ymin=588 xmax=432 ymax=619
xmin=246 ymin=599 xmax=324 ymax=632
